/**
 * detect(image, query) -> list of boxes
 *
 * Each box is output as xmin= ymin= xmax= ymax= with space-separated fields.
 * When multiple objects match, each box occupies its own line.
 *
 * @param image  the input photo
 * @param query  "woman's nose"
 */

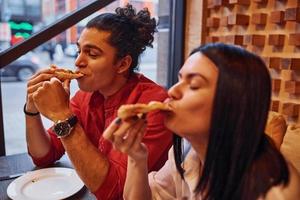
xmin=168 ymin=82 xmax=182 ymax=100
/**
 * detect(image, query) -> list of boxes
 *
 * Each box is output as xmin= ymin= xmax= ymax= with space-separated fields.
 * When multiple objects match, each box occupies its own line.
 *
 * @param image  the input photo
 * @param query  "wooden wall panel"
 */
xmin=185 ymin=0 xmax=300 ymax=124
xmin=185 ymin=0 xmax=206 ymax=59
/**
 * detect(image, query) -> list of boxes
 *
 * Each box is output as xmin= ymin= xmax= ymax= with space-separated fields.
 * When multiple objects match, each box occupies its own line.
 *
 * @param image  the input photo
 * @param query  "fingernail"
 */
xmin=115 ymin=117 xmax=122 ymax=125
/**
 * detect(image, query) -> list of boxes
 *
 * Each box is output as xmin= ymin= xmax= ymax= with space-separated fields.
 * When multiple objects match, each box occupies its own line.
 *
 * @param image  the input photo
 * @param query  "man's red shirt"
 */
xmin=30 ymin=74 xmax=172 ymax=199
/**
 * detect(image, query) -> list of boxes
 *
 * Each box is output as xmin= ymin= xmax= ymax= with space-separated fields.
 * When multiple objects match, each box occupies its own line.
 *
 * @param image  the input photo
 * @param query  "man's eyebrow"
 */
xmin=76 ymin=42 xmax=102 ymax=52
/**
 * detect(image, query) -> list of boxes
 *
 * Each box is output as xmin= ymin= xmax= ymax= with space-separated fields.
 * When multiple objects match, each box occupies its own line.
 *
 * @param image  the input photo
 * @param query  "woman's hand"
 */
xmin=103 ymin=116 xmax=148 ymax=162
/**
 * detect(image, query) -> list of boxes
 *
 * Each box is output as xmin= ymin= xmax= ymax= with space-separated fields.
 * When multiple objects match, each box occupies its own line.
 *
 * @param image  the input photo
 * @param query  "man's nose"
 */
xmin=75 ymin=53 xmax=86 ymax=68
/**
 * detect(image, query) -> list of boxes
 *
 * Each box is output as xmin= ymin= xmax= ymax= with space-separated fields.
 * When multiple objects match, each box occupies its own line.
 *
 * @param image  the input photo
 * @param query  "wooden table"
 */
xmin=0 ymin=153 xmax=95 ymax=200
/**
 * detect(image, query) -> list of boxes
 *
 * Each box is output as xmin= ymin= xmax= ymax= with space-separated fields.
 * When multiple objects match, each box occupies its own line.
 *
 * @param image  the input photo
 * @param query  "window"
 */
xmin=6 ymin=1 xmax=25 ymax=16
xmin=25 ymin=0 xmax=41 ymax=17
xmin=0 ymin=0 xmax=171 ymax=155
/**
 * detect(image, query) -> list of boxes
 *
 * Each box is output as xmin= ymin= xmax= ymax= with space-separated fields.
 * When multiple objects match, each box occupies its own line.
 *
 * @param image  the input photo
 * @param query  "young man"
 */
xmin=24 ymin=4 xmax=172 ymax=199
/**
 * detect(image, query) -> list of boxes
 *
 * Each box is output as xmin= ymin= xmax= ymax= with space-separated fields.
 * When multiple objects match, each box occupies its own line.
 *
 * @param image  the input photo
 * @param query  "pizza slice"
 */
xmin=50 ymin=64 xmax=84 ymax=81
xmin=103 ymin=101 xmax=171 ymax=140
xmin=118 ymin=101 xmax=171 ymax=120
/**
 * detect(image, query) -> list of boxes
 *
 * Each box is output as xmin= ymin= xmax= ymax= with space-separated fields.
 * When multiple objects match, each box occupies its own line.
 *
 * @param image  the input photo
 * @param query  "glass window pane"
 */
xmin=1 ymin=0 xmax=170 ymax=155
xmin=6 ymin=0 xmax=25 ymax=16
xmin=25 ymin=0 xmax=41 ymax=17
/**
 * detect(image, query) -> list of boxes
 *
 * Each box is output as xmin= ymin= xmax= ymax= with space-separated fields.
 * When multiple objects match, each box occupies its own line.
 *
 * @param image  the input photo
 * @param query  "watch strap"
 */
xmin=67 ymin=115 xmax=78 ymax=127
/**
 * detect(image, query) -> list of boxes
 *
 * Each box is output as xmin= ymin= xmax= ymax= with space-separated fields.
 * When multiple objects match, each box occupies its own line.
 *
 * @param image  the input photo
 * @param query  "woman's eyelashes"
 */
xmin=189 ymin=79 xmax=203 ymax=90
xmin=189 ymin=84 xmax=201 ymax=90
xmin=189 ymin=85 xmax=200 ymax=90
xmin=177 ymin=74 xmax=204 ymax=90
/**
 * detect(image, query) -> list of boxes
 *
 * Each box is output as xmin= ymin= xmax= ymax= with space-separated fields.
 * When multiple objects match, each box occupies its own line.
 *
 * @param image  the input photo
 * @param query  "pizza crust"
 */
xmin=118 ymin=101 xmax=171 ymax=119
xmin=50 ymin=64 xmax=84 ymax=81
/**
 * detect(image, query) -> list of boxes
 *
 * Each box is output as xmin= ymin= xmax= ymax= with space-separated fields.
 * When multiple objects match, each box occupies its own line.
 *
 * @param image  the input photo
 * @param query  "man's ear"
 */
xmin=117 ymin=55 xmax=132 ymax=74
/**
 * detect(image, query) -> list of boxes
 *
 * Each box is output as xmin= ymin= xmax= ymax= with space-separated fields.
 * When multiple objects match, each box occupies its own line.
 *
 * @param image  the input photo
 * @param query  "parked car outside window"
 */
xmin=1 ymin=51 xmax=40 ymax=81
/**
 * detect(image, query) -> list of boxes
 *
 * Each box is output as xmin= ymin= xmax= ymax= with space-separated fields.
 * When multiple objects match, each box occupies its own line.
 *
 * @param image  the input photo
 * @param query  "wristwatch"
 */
xmin=53 ymin=115 xmax=78 ymax=138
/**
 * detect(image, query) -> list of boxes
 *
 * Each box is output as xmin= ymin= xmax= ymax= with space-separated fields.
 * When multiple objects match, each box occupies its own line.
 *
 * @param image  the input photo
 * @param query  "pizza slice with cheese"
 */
xmin=118 ymin=101 xmax=171 ymax=120
xmin=103 ymin=101 xmax=171 ymax=140
xmin=50 ymin=64 xmax=84 ymax=81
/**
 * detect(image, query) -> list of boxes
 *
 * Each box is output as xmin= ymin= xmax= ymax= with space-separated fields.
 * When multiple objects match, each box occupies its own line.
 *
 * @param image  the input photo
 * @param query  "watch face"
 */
xmin=54 ymin=121 xmax=71 ymax=137
xmin=53 ymin=115 xmax=77 ymax=138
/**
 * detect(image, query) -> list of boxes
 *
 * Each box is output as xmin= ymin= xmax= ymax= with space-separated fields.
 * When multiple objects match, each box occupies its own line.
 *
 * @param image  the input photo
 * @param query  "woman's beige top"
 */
xmin=148 ymin=144 xmax=300 ymax=200
xmin=149 ymin=145 xmax=202 ymax=200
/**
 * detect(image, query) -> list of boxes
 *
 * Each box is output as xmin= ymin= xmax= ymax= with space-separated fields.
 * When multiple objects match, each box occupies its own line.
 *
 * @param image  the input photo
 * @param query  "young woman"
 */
xmin=25 ymin=4 xmax=172 ymax=199
xmin=104 ymin=43 xmax=300 ymax=200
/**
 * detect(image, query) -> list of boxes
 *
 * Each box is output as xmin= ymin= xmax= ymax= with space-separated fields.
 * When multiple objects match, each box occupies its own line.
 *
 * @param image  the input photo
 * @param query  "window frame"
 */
xmin=0 ymin=0 xmax=116 ymax=156
xmin=167 ymin=0 xmax=185 ymax=88
xmin=0 ymin=0 xmax=185 ymax=156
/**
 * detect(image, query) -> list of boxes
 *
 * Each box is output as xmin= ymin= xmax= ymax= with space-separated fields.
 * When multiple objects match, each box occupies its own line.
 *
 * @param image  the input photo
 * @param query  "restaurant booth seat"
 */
xmin=266 ymin=111 xmax=300 ymax=174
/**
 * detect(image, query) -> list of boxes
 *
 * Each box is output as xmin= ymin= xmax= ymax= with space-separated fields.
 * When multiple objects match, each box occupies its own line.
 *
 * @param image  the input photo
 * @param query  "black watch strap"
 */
xmin=67 ymin=115 xmax=78 ymax=127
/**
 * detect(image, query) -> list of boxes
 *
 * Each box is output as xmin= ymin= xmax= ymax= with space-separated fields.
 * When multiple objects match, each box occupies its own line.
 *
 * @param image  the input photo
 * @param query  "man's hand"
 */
xmin=26 ymin=68 xmax=56 ymax=113
xmin=32 ymin=77 xmax=72 ymax=122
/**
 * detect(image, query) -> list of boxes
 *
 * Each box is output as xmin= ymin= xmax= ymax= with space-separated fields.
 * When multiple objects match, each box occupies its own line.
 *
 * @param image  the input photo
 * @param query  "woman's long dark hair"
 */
xmin=173 ymin=43 xmax=289 ymax=200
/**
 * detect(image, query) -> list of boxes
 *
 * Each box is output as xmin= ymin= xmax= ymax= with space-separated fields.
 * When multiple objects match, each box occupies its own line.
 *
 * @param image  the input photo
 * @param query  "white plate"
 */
xmin=7 ymin=167 xmax=84 ymax=200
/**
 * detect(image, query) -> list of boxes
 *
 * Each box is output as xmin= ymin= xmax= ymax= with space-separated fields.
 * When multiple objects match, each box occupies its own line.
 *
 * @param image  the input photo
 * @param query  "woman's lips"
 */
xmin=163 ymin=98 xmax=174 ymax=111
xmin=163 ymin=98 xmax=171 ymax=104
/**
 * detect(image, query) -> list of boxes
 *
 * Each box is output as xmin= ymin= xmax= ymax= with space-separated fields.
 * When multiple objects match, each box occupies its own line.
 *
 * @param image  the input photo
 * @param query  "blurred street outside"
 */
xmin=2 ymin=47 xmax=157 ymax=155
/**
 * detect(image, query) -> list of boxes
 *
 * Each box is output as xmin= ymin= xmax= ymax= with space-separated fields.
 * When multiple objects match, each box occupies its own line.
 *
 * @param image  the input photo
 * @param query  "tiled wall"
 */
xmin=203 ymin=0 xmax=300 ymax=124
